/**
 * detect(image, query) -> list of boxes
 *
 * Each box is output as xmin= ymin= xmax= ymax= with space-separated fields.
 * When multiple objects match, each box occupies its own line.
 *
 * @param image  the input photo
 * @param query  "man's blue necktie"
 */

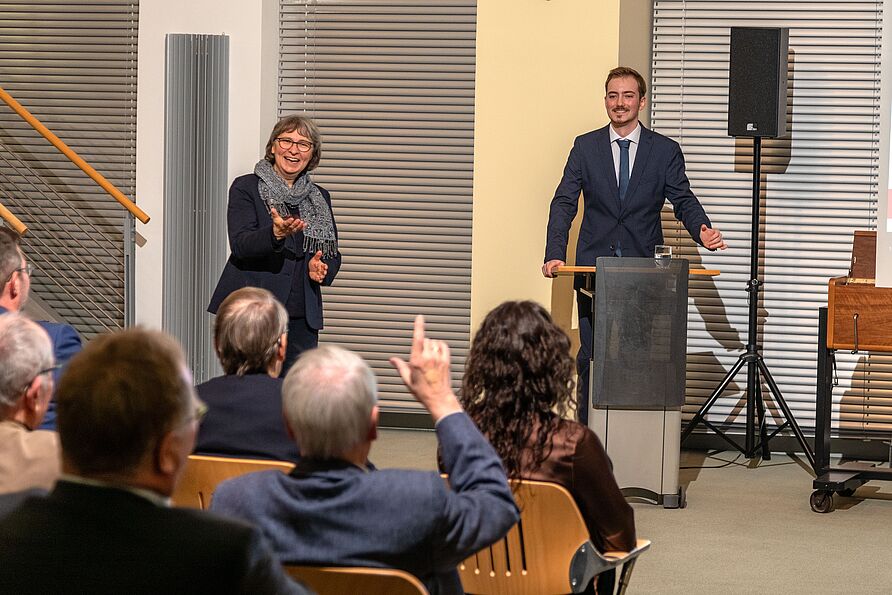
xmin=617 ymin=138 xmax=631 ymax=200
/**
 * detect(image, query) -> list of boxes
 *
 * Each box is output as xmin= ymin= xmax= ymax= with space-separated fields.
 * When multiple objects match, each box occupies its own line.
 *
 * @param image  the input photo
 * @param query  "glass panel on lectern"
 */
xmin=592 ymin=257 xmax=689 ymax=410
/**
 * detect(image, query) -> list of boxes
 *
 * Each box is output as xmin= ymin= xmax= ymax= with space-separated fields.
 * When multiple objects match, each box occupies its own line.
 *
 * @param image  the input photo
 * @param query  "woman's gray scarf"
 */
xmin=254 ymin=159 xmax=338 ymax=258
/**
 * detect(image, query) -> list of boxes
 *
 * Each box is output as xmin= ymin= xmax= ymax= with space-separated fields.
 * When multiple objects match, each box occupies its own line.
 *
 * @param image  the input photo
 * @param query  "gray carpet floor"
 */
xmin=376 ymin=428 xmax=892 ymax=594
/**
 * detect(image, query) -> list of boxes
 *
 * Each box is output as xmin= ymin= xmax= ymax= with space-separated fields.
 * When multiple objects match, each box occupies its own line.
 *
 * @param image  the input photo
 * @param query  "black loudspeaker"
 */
xmin=727 ymin=27 xmax=789 ymax=138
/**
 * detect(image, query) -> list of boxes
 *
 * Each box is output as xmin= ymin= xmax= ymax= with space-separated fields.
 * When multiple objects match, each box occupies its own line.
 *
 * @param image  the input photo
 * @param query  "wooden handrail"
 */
xmin=0 ymin=201 xmax=27 ymax=235
xmin=0 ymin=85 xmax=150 ymax=224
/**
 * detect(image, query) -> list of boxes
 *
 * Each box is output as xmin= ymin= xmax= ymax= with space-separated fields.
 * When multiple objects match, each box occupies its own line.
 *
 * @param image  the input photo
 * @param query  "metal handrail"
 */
xmin=0 ymin=84 xmax=150 ymax=224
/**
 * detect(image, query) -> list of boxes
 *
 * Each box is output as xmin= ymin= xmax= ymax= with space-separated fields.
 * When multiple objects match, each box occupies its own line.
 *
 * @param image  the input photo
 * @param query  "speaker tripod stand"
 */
xmin=680 ymin=137 xmax=815 ymax=467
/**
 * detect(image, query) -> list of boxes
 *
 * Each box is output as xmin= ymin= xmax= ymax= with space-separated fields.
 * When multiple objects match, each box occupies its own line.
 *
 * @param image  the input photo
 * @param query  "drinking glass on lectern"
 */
xmin=654 ymin=244 xmax=672 ymax=267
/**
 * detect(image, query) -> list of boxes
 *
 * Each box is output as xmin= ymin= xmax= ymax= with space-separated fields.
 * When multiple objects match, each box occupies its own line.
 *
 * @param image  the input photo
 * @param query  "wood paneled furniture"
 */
xmin=812 ymin=231 xmax=892 ymax=513
xmin=171 ymin=454 xmax=294 ymax=509
xmin=284 ymin=565 xmax=429 ymax=595
xmin=458 ymin=479 xmax=650 ymax=595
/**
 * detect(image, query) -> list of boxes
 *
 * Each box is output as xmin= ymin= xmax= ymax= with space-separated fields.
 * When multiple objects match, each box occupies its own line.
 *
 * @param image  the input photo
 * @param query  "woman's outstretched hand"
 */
xmin=271 ymin=207 xmax=306 ymax=240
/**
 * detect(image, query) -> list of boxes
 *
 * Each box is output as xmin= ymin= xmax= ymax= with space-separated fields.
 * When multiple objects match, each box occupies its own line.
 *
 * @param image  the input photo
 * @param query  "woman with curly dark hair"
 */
xmin=461 ymin=300 xmax=636 ymax=559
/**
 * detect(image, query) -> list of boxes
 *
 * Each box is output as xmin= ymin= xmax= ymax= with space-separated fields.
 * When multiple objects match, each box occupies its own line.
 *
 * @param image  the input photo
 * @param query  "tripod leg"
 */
xmin=754 ymin=371 xmax=771 ymax=461
xmin=682 ymin=355 xmax=747 ymax=441
xmin=756 ymin=358 xmax=816 ymax=470
xmin=745 ymin=357 xmax=758 ymax=458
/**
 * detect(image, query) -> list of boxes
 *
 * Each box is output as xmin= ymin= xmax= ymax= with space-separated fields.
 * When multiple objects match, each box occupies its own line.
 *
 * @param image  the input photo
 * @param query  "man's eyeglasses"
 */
xmin=275 ymin=138 xmax=314 ymax=153
xmin=19 ymin=364 xmax=59 ymax=396
xmin=191 ymin=401 xmax=209 ymax=425
xmin=4 ymin=263 xmax=33 ymax=284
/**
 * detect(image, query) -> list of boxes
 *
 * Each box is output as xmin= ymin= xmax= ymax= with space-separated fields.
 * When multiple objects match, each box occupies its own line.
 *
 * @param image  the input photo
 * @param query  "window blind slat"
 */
xmin=652 ymin=0 xmax=890 ymax=438
xmin=279 ymin=0 xmax=475 ymax=411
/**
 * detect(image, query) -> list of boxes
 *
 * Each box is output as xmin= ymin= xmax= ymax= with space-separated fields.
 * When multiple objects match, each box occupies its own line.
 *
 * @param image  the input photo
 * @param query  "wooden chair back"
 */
xmin=458 ymin=479 xmax=650 ymax=595
xmin=172 ymin=454 xmax=295 ymax=509
xmin=285 ymin=565 xmax=429 ymax=595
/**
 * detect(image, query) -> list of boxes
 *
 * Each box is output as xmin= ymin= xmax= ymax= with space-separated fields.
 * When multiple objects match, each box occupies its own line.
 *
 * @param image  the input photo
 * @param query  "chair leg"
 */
xmin=615 ymin=559 xmax=638 ymax=595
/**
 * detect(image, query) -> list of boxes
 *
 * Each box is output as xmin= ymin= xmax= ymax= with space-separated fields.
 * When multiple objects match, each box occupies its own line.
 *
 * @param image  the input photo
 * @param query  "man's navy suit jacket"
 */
xmin=545 ymin=124 xmax=711 ymax=271
xmin=194 ymin=374 xmax=300 ymax=463
xmin=211 ymin=412 xmax=519 ymax=595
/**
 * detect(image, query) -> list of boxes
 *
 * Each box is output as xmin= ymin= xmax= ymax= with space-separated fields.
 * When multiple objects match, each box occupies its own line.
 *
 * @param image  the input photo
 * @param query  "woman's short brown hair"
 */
xmin=264 ymin=114 xmax=323 ymax=171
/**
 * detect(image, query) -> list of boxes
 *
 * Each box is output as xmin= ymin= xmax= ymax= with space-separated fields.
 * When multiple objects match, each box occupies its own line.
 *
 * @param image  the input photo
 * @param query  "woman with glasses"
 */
xmin=460 ymin=300 xmax=636 ymax=594
xmin=209 ymin=115 xmax=341 ymax=374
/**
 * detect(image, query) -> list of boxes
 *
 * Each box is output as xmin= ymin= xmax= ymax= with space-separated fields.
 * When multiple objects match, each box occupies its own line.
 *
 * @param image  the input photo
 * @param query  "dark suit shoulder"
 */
xmin=231 ymin=172 xmax=261 ymax=191
xmin=640 ymin=125 xmax=680 ymax=149
xmin=574 ymin=125 xmax=610 ymax=145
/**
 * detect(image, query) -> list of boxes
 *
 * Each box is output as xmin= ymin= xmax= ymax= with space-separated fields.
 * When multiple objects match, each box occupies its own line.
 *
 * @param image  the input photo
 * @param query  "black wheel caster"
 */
xmin=810 ymin=489 xmax=834 ymax=513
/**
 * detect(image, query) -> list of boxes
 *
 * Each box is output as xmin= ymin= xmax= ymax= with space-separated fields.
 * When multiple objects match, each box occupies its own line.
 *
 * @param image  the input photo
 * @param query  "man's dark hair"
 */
xmin=0 ymin=226 xmax=22 ymax=284
xmin=605 ymin=66 xmax=647 ymax=97
xmin=57 ymin=328 xmax=193 ymax=476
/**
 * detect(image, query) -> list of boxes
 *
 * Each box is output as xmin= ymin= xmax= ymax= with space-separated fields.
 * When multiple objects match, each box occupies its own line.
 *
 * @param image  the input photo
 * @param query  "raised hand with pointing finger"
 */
xmin=390 ymin=315 xmax=462 ymax=423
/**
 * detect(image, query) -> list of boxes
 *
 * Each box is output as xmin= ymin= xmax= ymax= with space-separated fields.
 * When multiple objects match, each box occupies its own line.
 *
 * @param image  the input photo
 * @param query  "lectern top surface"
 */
xmin=554 ymin=265 xmax=719 ymax=276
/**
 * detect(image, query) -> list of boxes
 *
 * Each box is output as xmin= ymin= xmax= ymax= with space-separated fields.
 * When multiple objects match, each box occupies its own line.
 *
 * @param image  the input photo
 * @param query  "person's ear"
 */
xmin=367 ymin=405 xmax=379 ymax=442
xmin=156 ymin=425 xmax=192 ymax=478
xmin=22 ymin=375 xmax=43 ymax=413
xmin=277 ymin=333 xmax=288 ymax=363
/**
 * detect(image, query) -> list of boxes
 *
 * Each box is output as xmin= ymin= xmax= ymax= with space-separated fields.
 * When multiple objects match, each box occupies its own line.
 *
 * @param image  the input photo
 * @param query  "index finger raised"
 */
xmin=411 ymin=314 xmax=426 ymax=356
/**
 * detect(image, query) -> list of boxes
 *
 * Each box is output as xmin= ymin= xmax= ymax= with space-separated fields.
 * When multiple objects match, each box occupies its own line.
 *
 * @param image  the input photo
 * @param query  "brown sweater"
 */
xmin=519 ymin=417 xmax=636 ymax=552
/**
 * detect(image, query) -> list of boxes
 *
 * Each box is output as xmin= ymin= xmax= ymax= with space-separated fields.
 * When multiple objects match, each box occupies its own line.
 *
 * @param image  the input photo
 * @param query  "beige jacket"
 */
xmin=0 ymin=420 xmax=60 ymax=494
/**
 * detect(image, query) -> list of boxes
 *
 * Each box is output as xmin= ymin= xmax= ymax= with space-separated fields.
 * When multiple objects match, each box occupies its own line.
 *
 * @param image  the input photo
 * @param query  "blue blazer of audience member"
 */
xmin=0 ymin=306 xmax=82 ymax=431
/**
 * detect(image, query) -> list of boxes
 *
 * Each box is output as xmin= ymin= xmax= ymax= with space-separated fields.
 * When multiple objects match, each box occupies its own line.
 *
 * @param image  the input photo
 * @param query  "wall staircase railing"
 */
xmin=0 ymin=84 xmax=148 ymax=338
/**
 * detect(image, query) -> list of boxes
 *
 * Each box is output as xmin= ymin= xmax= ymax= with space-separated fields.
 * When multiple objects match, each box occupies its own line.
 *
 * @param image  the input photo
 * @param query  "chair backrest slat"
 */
xmin=172 ymin=454 xmax=295 ymax=509
xmin=458 ymin=479 xmax=596 ymax=595
xmin=285 ymin=565 xmax=429 ymax=595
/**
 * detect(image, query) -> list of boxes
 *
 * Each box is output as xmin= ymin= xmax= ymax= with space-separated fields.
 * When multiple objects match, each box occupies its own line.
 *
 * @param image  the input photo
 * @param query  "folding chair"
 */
xmin=284 ymin=565 xmax=429 ymax=595
xmin=458 ymin=479 xmax=650 ymax=594
xmin=171 ymin=454 xmax=294 ymax=509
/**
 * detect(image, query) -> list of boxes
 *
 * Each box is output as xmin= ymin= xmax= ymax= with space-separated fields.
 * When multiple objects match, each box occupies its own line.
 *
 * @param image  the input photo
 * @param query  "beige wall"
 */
xmin=471 ymin=0 xmax=621 ymax=337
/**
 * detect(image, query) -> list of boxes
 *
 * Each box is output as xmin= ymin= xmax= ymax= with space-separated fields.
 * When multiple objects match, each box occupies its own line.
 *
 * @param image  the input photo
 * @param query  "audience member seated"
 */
xmin=0 ymin=226 xmax=82 ymax=431
xmin=0 ymin=327 xmax=309 ymax=595
xmin=211 ymin=316 xmax=519 ymax=595
xmin=460 ymin=301 xmax=636 ymax=591
xmin=195 ymin=287 xmax=300 ymax=462
xmin=0 ymin=313 xmax=60 ymax=495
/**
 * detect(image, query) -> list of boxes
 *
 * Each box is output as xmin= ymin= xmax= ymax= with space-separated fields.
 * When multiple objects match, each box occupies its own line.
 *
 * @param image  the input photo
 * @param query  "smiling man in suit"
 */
xmin=543 ymin=66 xmax=727 ymax=424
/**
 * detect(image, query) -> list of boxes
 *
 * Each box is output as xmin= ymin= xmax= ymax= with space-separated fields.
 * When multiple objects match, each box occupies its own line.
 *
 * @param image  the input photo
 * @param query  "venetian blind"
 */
xmin=0 ymin=0 xmax=138 ymax=337
xmin=651 ymin=0 xmax=891 ymax=438
xmin=278 ymin=0 xmax=476 ymax=411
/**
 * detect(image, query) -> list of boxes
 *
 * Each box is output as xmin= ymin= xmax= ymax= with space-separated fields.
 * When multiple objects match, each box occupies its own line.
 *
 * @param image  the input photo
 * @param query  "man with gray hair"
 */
xmin=0 ymin=226 xmax=81 ymax=430
xmin=212 ymin=316 xmax=519 ymax=595
xmin=194 ymin=286 xmax=299 ymax=462
xmin=0 ymin=327 xmax=309 ymax=594
xmin=0 ymin=313 xmax=59 ymax=496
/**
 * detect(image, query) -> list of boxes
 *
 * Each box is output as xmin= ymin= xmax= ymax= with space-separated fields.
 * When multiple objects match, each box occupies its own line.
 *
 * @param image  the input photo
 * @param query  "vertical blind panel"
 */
xmin=279 ymin=0 xmax=476 ymax=411
xmin=651 ymin=0 xmax=891 ymax=437
xmin=0 ymin=0 xmax=138 ymax=338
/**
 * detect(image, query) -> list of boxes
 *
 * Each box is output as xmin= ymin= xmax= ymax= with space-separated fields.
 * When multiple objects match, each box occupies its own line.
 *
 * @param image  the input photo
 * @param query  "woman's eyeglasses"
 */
xmin=275 ymin=138 xmax=314 ymax=153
